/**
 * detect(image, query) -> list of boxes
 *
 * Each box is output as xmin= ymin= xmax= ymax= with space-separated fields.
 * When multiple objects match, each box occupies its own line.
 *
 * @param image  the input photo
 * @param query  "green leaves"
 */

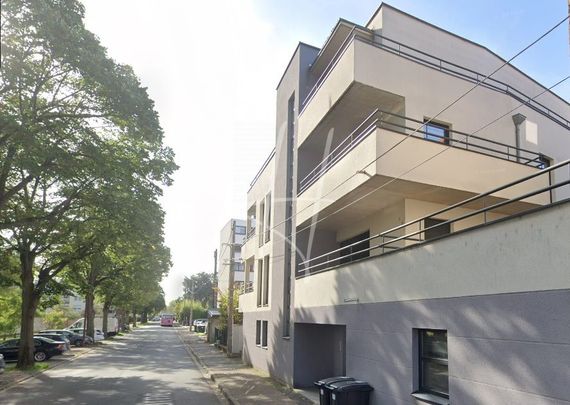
xmin=1 ymin=0 xmax=177 ymax=366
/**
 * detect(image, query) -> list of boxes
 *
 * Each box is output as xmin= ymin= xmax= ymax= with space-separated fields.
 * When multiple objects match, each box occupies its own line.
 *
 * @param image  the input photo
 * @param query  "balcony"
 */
xmin=295 ymin=109 xmax=549 ymax=226
xmin=298 ymin=28 xmax=569 ymax=147
xmin=295 ymin=159 xmax=569 ymax=277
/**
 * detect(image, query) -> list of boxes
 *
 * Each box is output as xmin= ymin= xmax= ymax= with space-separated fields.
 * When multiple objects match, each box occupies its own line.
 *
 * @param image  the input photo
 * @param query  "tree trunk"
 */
xmin=84 ymin=288 xmax=95 ymax=341
xmin=102 ymin=300 xmax=111 ymax=336
xmin=85 ymin=256 xmax=100 ymax=341
xmin=141 ymin=312 xmax=148 ymax=323
xmin=17 ymin=249 xmax=38 ymax=369
xmin=132 ymin=309 xmax=137 ymax=327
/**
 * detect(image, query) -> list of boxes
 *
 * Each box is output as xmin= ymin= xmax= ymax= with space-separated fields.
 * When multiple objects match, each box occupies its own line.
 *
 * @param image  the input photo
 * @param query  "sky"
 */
xmin=80 ymin=0 xmax=570 ymax=303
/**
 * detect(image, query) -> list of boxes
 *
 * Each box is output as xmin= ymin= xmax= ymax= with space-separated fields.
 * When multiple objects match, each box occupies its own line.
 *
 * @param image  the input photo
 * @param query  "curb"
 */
xmin=177 ymin=330 xmax=316 ymax=405
xmin=177 ymin=330 xmax=232 ymax=404
xmin=0 ymin=344 xmax=98 ymax=392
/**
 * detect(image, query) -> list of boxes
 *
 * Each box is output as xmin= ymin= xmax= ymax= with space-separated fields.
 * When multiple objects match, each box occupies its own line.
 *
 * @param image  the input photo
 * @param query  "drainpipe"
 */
xmin=512 ymin=113 xmax=526 ymax=163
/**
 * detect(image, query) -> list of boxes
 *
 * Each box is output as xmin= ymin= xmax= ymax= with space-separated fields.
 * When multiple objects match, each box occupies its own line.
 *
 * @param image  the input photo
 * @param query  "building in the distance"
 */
xmin=238 ymin=3 xmax=570 ymax=404
xmin=217 ymin=218 xmax=247 ymax=297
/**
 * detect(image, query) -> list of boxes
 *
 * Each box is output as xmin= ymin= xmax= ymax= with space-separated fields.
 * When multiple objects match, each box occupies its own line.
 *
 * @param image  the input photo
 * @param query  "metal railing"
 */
xmin=297 ymin=159 xmax=570 ymax=275
xmin=300 ymin=29 xmax=570 ymax=131
xmin=238 ymin=280 xmax=254 ymax=295
xmin=298 ymin=108 xmax=545 ymax=195
xmin=245 ymin=226 xmax=256 ymax=241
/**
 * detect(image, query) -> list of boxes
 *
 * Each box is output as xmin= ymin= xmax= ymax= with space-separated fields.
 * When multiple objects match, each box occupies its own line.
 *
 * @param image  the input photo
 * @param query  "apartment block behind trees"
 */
xmin=238 ymin=4 xmax=570 ymax=404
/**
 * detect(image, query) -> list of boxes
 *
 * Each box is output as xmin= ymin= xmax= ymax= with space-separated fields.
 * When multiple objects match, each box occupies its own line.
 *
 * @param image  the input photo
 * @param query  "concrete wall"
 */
xmin=295 ymin=200 xmax=570 ymax=404
xmin=241 ymin=43 xmax=319 ymax=384
xmin=241 ymin=154 xmax=274 ymax=313
xmin=296 ymin=200 xmax=570 ymax=309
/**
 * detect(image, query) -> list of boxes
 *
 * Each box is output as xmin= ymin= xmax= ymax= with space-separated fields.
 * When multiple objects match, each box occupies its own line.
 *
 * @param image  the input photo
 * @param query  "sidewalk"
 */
xmin=178 ymin=330 xmax=316 ymax=405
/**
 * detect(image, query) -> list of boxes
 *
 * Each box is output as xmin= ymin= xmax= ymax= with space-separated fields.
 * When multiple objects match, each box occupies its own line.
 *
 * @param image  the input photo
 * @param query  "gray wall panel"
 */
xmin=295 ymin=289 xmax=570 ymax=404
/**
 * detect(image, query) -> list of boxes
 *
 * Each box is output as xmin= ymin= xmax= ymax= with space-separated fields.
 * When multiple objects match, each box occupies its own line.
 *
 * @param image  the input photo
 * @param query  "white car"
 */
xmin=67 ymin=328 xmax=105 ymax=341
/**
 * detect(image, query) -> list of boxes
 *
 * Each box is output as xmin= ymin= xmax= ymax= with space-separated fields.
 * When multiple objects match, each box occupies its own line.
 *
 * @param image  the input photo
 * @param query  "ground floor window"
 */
xmin=261 ymin=321 xmax=268 ymax=348
xmin=419 ymin=329 xmax=449 ymax=398
xmin=255 ymin=320 xmax=261 ymax=346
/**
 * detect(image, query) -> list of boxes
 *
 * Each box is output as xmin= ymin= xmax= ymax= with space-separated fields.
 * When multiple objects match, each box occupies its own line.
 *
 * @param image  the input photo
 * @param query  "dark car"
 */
xmin=0 ymin=337 xmax=66 ymax=362
xmin=34 ymin=334 xmax=70 ymax=351
xmin=39 ymin=329 xmax=91 ymax=346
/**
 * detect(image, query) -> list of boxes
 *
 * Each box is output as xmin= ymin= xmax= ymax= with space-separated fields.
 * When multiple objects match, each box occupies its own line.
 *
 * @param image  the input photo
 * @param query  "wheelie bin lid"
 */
xmin=314 ymin=376 xmax=355 ymax=388
xmin=328 ymin=380 xmax=374 ymax=392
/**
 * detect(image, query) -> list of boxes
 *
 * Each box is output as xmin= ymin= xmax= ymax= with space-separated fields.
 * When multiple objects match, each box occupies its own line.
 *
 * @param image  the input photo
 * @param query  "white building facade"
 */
xmin=238 ymin=4 xmax=570 ymax=404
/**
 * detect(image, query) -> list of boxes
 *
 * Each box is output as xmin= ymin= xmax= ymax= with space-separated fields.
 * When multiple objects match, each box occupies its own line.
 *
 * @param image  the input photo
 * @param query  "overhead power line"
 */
xmin=295 ymin=74 xmax=570 ymax=235
xmin=273 ymin=12 xmax=570 ymax=235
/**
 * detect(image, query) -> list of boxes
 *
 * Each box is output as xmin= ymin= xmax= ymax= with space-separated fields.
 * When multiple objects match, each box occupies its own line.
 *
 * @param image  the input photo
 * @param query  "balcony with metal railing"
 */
xmin=295 ymin=106 xmax=551 ymax=227
xmin=296 ymin=159 xmax=570 ymax=277
xmin=300 ymin=25 xmax=570 ymax=133
xmin=298 ymin=108 xmax=547 ymax=196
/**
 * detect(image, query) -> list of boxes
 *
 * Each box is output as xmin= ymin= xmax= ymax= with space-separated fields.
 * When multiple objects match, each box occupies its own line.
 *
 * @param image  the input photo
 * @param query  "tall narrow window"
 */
xmin=255 ymin=320 xmax=261 ymax=346
xmin=265 ymin=192 xmax=272 ymax=243
xmin=258 ymin=199 xmax=265 ymax=247
xmin=247 ymin=204 xmax=256 ymax=239
xmin=257 ymin=259 xmax=263 ymax=307
xmin=246 ymin=260 xmax=254 ymax=293
xmin=283 ymin=92 xmax=295 ymax=337
xmin=262 ymin=255 xmax=270 ymax=306
xmin=339 ymin=231 xmax=370 ymax=264
xmin=261 ymin=321 xmax=268 ymax=348
xmin=424 ymin=120 xmax=450 ymax=145
xmin=418 ymin=329 xmax=448 ymax=398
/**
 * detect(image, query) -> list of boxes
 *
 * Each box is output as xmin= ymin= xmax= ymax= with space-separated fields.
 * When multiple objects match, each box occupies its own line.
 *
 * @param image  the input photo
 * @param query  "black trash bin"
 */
xmin=314 ymin=376 xmax=355 ymax=405
xmin=329 ymin=380 xmax=373 ymax=405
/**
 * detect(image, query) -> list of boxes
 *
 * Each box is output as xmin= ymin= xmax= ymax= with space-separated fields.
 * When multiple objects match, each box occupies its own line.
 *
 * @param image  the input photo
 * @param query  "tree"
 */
xmin=183 ymin=272 xmax=214 ymax=307
xmin=168 ymin=298 xmax=207 ymax=326
xmin=0 ymin=0 xmax=176 ymax=368
xmin=218 ymin=290 xmax=242 ymax=328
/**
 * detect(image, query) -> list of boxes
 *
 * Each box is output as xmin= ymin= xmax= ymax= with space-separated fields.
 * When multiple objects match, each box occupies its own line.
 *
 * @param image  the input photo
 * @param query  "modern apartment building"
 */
xmin=217 ymin=218 xmax=247 ymax=297
xmin=239 ymin=4 xmax=570 ymax=404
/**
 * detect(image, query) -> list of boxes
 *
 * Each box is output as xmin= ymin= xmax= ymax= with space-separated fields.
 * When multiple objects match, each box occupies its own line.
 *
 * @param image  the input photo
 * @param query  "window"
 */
xmin=265 ymin=192 xmax=272 ymax=243
xmin=418 ymin=329 xmax=449 ymax=398
xmin=261 ymin=320 xmax=268 ymax=348
xmin=258 ymin=199 xmax=265 ymax=247
xmin=257 ymin=259 xmax=263 ymax=307
xmin=538 ymin=155 xmax=551 ymax=170
xmin=247 ymin=205 xmax=256 ymax=238
xmin=255 ymin=320 xmax=261 ymax=346
xmin=232 ymin=262 xmax=244 ymax=272
xmin=339 ymin=231 xmax=370 ymax=264
xmin=424 ymin=120 xmax=450 ymax=145
xmin=424 ymin=218 xmax=451 ymax=241
xmin=262 ymin=255 xmax=270 ymax=306
xmin=235 ymin=225 xmax=246 ymax=235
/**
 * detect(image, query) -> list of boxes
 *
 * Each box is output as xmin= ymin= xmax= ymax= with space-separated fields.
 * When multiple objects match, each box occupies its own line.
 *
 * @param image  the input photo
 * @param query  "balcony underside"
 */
xmin=296 ymin=127 xmax=548 ymax=227
xmin=297 ymin=173 xmax=543 ymax=232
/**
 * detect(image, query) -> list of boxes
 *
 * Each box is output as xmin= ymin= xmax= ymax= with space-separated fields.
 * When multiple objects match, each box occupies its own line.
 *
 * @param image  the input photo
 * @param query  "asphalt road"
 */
xmin=3 ymin=324 xmax=222 ymax=405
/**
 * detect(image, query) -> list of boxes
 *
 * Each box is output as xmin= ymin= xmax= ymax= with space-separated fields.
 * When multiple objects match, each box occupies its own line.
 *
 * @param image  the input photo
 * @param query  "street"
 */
xmin=3 ymin=325 xmax=222 ymax=405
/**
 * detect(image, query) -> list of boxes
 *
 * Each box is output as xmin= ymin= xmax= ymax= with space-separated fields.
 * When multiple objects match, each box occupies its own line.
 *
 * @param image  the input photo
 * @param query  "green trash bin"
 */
xmin=329 ymin=380 xmax=373 ymax=405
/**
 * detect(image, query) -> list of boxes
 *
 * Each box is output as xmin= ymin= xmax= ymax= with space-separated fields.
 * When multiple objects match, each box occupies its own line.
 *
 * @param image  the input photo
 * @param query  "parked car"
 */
xmin=66 ymin=328 xmax=105 ymax=342
xmin=39 ymin=329 xmax=92 ymax=346
xmin=193 ymin=319 xmax=207 ymax=332
xmin=34 ymin=334 xmax=70 ymax=352
xmin=0 ymin=354 xmax=5 ymax=373
xmin=0 ymin=337 xmax=65 ymax=362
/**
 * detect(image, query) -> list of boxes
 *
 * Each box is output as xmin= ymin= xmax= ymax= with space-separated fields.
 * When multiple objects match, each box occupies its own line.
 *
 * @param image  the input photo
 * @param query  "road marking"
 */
xmin=140 ymin=390 xmax=173 ymax=404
